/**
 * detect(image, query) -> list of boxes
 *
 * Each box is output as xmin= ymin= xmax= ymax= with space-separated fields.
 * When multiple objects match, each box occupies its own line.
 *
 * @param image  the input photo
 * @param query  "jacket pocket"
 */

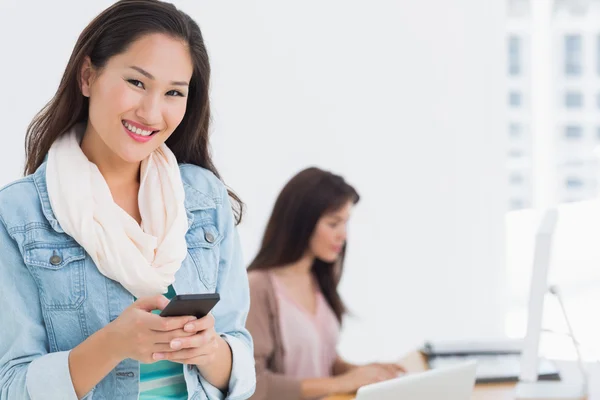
xmin=24 ymin=242 xmax=87 ymax=310
xmin=186 ymin=223 xmax=223 ymax=291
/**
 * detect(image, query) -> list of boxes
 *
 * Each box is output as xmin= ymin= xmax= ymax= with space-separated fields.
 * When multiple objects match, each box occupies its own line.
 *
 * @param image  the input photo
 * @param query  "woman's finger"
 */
xmin=153 ymin=328 xmax=196 ymax=344
xmin=151 ymin=343 xmax=183 ymax=353
xmin=183 ymin=313 xmax=215 ymax=333
xmin=154 ymin=347 xmax=205 ymax=361
xmin=153 ymin=334 xmax=218 ymax=361
xmin=146 ymin=313 xmax=197 ymax=332
xmin=376 ymin=363 xmax=400 ymax=379
xmin=170 ymin=330 xmax=215 ymax=350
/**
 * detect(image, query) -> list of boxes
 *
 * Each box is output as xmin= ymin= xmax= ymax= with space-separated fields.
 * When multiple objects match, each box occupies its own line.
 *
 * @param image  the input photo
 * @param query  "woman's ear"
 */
xmin=80 ymin=57 xmax=95 ymax=98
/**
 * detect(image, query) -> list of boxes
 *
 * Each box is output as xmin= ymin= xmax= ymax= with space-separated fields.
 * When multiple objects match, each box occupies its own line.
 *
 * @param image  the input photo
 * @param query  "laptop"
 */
xmin=355 ymin=361 xmax=478 ymax=400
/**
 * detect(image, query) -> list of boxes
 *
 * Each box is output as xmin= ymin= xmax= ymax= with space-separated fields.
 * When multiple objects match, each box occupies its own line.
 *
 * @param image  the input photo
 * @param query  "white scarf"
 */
xmin=45 ymin=125 xmax=189 ymax=298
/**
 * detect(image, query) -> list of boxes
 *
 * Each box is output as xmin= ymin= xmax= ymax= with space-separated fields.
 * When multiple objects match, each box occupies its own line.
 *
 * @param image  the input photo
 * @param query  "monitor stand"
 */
xmin=516 ymin=361 xmax=587 ymax=399
xmin=516 ymin=382 xmax=586 ymax=399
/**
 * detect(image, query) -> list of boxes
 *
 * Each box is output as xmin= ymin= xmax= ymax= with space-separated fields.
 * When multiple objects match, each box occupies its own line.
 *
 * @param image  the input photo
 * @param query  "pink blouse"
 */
xmin=270 ymin=273 xmax=341 ymax=380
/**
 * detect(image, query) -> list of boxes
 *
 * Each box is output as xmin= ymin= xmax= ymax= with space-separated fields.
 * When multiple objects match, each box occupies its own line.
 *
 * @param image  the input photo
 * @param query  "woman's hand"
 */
xmin=333 ymin=363 xmax=404 ymax=393
xmin=104 ymin=295 xmax=197 ymax=363
xmin=366 ymin=362 xmax=406 ymax=376
xmin=152 ymin=313 xmax=220 ymax=367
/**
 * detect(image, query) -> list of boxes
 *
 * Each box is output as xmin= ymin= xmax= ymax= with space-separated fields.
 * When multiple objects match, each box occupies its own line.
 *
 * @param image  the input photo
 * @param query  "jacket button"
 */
xmin=205 ymin=232 xmax=215 ymax=243
xmin=49 ymin=255 xmax=62 ymax=265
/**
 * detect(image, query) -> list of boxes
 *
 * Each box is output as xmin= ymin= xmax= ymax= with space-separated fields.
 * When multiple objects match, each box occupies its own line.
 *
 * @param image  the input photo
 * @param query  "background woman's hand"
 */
xmin=333 ymin=363 xmax=404 ymax=393
xmin=366 ymin=362 xmax=406 ymax=377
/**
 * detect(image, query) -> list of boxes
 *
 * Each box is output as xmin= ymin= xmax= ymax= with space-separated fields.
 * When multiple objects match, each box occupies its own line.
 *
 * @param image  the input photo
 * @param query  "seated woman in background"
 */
xmin=246 ymin=167 xmax=405 ymax=400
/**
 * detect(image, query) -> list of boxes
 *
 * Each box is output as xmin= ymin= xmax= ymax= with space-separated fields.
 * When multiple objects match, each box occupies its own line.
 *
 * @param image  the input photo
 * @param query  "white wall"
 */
xmin=0 ymin=1 xmax=507 ymax=363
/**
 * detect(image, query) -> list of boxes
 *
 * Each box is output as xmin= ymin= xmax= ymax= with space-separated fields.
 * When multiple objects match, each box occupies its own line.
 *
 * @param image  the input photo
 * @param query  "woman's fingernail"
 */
xmin=184 ymin=324 xmax=194 ymax=332
xmin=170 ymin=340 xmax=182 ymax=350
xmin=153 ymin=353 xmax=164 ymax=360
xmin=187 ymin=316 xmax=197 ymax=322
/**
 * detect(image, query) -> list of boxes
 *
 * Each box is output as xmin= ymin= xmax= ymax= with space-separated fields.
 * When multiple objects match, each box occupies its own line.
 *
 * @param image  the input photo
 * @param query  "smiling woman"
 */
xmin=0 ymin=1 xmax=255 ymax=400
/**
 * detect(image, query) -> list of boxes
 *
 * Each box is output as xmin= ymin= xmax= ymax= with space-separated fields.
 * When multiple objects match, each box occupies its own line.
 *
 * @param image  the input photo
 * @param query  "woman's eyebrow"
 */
xmin=129 ymin=65 xmax=189 ymax=87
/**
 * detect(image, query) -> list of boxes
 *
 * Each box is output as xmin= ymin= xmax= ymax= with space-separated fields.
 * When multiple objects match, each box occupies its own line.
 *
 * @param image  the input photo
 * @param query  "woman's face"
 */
xmin=308 ymin=200 xmax=354 ymax=263
xmin=80 ymin=33 xmax=193 ymax=163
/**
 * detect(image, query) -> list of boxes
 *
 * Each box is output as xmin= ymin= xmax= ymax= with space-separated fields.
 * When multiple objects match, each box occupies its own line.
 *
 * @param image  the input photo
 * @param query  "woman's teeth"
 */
xmin=122 ymin=121 xmax=155 ymax=137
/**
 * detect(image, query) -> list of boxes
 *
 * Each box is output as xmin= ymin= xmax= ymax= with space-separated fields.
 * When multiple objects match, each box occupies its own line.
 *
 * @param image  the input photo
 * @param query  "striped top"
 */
xmin=139 ymin=285 xmax=188 ymax=399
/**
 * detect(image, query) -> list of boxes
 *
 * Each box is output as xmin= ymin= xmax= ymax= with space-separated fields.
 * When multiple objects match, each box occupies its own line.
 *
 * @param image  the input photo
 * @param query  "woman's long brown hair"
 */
xmin=248 ymin=167 xmax=359 ymax=322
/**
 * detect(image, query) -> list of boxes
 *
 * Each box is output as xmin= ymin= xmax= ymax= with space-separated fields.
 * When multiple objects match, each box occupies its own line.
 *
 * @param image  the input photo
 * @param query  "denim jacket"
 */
xmin=0 ymin=162 xmax=256 ymax=400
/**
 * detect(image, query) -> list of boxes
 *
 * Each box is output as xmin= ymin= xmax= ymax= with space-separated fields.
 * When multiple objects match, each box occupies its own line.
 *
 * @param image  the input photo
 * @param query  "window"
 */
xmin=597 ymin=35 xmax=600 ymax=76
xmin=597 ymin=127 xmax=600 ymax=140
xmin=597 ymin=93 xmax=600 ymax=109
xmin=565 ymin=35 xmax=582 ymax=76
xmin=509 ymin=173 xmax=524 ymax=185
xmin=509 ymin=123 xmax=522 ymax=138
xmin=564 ymin=125 xmax=583 ymax=139
xmin=564 ymin=91 xmax=583 ymax=108
xmin=509 ymin=198 xmax=525 ymax=210
xmin=562 ymin=197 xmax=582 ymax=203
xmin=508 ymin=149 xmax=524 ymax=158
xmin=565 ymin=177 xmax=584 ymax=188
xmin=563 ymin=160 xmax=585 ymax=167
xmin=509 ymin=91 xmax=522 ymax=107
xmin=508 ymin=36 xmax=521 ymax=76
xmin=508 ymin=0 xmax=530 ymax=18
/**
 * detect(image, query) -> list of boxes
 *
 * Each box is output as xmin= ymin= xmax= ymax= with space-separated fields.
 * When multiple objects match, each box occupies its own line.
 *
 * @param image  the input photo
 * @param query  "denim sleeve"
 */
xmin=0 ymin=217 xmax=86 ymax=400
xmin=195 ymin=185 xmax=256 ymax=400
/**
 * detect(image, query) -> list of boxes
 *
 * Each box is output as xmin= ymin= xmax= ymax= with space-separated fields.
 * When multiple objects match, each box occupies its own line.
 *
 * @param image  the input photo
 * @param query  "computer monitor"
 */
xmin=519 ymin=208 xmax=558 ymax=383
xmin=515 ymin=208 xmax=587 ymax=399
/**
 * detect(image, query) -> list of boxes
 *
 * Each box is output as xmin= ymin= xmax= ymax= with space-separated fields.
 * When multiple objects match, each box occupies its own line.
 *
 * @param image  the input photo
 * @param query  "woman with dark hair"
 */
xmin=0 ymin=1 xmax=255 ymax=399
xmin=246 ymin=167 xmax=404 ymax=400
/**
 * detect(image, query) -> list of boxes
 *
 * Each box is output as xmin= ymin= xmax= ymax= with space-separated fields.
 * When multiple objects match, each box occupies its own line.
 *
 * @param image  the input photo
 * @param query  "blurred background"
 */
xmin=0 ymin=0 xmax=598 ymax=366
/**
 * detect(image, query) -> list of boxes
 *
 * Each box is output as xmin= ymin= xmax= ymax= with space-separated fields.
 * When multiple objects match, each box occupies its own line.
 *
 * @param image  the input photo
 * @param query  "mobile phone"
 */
xmin=159 ymin=293 xmax=220 ymax=319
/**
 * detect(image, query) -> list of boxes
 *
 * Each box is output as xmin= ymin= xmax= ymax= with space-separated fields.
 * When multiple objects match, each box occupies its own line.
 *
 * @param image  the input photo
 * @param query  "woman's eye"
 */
xmin=166 ymin=90 xmax=185 ymax=97
xmin=127 ymin=79 xmax=144 ymax=89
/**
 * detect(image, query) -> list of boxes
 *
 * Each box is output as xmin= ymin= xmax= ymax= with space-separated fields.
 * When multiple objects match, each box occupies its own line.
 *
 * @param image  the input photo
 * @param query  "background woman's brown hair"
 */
xmin=248 ymin=167 xmax=360 ymax=322
xmin=24 ymin=0 xmax=244 ymax=223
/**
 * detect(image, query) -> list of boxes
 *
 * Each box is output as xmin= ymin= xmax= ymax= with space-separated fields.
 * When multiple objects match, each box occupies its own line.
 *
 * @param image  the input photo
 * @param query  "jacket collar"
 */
xmin=32 ymin=161 xmax=215 ymax=233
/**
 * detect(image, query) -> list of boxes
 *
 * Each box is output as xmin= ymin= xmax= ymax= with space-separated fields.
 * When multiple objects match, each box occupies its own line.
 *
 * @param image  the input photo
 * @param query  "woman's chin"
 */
xmin=116 ymin=147 xmax=153 ymax=164
xmin=316 ymin=253 xmax=339 ymax=263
